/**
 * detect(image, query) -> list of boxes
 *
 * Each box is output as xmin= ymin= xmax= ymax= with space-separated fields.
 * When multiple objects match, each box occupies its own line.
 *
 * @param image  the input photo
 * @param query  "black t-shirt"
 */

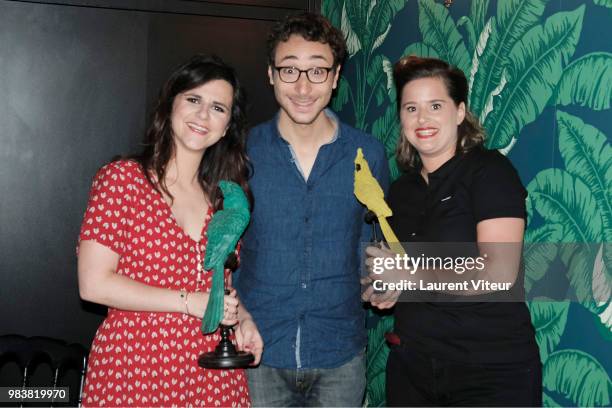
xmin=388 ymin=147 xmax=539 ymax=363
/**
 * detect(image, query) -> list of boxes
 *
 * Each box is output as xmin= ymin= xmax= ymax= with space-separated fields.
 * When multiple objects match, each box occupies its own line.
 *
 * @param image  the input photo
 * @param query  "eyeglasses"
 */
xmin=274 ymin=66 xmax=335 ymax=84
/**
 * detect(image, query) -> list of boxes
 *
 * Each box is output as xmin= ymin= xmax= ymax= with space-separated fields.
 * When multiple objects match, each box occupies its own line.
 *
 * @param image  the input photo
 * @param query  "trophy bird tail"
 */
xmin=201 ymin=264 xmax=224 ymax=334
xmin=378 ymin=218 xmax=406 ymax=255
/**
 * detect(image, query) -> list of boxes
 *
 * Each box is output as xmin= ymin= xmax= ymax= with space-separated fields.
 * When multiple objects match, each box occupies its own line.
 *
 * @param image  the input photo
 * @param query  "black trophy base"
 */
xmin=198 ymin=325 xmax=254 ymax=369
xmin=198 ymin=350 xmax=254 ymax=369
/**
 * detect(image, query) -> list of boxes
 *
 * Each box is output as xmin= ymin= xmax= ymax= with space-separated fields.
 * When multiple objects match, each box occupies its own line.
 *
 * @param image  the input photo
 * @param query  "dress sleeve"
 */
xmin=470 ymin=151 xmax=527 ymax=223
xmin=78 ymin=162 xmax=133 ymax=256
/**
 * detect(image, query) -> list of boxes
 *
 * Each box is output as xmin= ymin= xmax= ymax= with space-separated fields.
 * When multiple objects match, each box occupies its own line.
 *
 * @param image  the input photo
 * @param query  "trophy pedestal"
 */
xmin=198 ymin=325 xmax=254 ymax=369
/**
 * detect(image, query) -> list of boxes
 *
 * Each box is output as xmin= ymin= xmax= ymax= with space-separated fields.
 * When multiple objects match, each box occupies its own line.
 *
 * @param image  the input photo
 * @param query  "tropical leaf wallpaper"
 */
xmin=322 ymin=0 xmax=611 ymax=406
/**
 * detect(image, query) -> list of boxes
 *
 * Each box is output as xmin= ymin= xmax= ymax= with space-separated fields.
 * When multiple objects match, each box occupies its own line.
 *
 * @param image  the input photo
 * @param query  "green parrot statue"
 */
xmin=201 ymin=180 xmax=250 ymax=334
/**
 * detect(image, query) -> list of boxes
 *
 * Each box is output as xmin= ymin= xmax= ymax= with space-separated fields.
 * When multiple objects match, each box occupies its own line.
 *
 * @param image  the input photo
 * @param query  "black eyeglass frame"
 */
xmin=273 ymin=66 xmax=336 ymax=84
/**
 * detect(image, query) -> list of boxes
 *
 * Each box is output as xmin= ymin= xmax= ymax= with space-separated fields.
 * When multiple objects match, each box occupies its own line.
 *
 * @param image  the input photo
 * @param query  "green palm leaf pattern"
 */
xmin=524 ymin=224 xmax=564 ymax=293
xmin=594 ymin=0 xmax=612 ymax=7
xmin=484 ymin=6 xmax=585 ymax=149
xmin=543 ymin=350 xmax=612 ymax=407
xmin=368 ymin=0 xmax=407 ymax=52
xmin=469 ymin=0 xmax=491 ymax=43
xmin=345 ymin=0 xmax=406 ymax=56
xmin=322 ymin=1 xmax=611 ymax=406
xmin=592 ymin=244 xmax=612 ymax=328
xmin=387 ymin=158 xmax=401 ymax=185
xmin=598 ymin=301 xmax=612 ymax=332
xmin=458 ymin=0 xmax=492 ymax=57
xmin=341 ymin=1 xmax=362 ymax=57
xmin=322 ymin=0 xmax=343 ymax=31
xmin=343 ymin=0 xmax=369 ymax=56
xmin=554 ymin=52 xmax=612 ymax=110
xmin=401 ymin=42 xmax=440 ymax=58
xmin=557 ymin=112 xmax=612 ymax=311
xmin=470 ymin=20 xmax=499 ymax=123
xmin=372 ymin=105 xmax=400 ymax=155
xmin=528 ymin=300 xmax=569 ymax=361
xmin=338 ymin=0 xmax=406 ymax=130
xmin=557 ymin=111 xmax=612 ymax=246
xmin=365 ymin=314 xmax=394 ymax=407
xmin=594 ymin=243 xmax=612 ymax=332
xmin=562 ymin=244 xmax=609 ymax=314
xmin=457 ymin=16 xmax=477 ymax=58
xmin=526 ymin=187 xmax=534 ymax=227
xmin=372 ymin=104 xmax=401 ymax=180
xmin=528 ymin=168 xmax=602 ymax=243
xmin=367 ymin=54 xmax=393 ymax=107
xmin=332 ymin=76 xmax=352 ymax=112
xmin=548 ymin=111 xmax=612 ymax=316
xmin=543 ymin=391 xmax=562 ymax=407
xmin=417 ymin=0 xmax=470 ymax=75
xmin=380 ymin=55 xmax=395 ymax=104
xmin=469 ymin=0 xmax=548 ymax=118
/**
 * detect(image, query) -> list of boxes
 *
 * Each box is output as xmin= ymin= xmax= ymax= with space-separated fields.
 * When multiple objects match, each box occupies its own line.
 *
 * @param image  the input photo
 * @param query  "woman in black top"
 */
xmin=363 ymin=56 xmax=541 ymax=406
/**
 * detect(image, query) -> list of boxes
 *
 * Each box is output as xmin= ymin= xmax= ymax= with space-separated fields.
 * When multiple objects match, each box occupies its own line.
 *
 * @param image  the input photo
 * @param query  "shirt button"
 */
xmin=411 ymin=232 xmax=416 ymax=236
xmin=301 ymin=283 xmax=307 ymax=289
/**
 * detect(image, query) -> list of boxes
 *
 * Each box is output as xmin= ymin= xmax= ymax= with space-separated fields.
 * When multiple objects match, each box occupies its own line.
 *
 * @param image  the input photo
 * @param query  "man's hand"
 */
xmin=235 ymin=316 xmax=264 ymax=365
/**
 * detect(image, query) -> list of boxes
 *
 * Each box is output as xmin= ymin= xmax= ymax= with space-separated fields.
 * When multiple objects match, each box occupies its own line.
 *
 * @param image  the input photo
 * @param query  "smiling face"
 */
xmin=399 ymin=76 xmax=466 ymax=169
xmin=170 ymin=79 xmax=233 ymax=155
xmin=268 ymin=34 xmax=340 ymax=127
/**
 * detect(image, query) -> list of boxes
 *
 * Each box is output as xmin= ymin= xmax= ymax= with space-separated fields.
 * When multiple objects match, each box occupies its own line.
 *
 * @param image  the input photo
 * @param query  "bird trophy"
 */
xmin=353 ymin=148 xmax=405 ymax=255
xmin=198 ymin=181 xmax=254 ymax=369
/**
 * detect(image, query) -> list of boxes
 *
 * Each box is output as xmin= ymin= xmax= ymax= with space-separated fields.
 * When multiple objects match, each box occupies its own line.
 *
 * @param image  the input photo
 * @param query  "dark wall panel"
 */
xmin=0 ymin=0 xmax=318 ymax=347
xmin=146 ymin=14 xmax=277 ymax=125
xmin=0 ymin=1 xmax=148 ymax=344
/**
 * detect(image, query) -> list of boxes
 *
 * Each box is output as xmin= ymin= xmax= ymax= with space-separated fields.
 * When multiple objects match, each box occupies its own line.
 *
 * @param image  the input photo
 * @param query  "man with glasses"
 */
xmin=234 ymin=12 xmax=389 ymax=407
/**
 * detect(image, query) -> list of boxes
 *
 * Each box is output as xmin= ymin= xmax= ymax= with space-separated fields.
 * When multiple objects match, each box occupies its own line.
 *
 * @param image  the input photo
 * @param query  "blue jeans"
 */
xmin=247 ymin=351 xmax=366 ymax=407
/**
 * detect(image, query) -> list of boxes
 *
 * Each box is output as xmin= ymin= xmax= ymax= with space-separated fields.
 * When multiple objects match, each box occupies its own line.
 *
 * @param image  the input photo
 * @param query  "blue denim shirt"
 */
xmin=235 ymin=111 xmax=389 ymax=369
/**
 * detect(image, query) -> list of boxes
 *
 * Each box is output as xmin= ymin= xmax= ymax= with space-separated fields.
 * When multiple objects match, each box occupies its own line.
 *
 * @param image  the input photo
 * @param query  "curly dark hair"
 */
xmin=393 ymin=56 xmax=485 ymax=170
xmin=267 ymin=12 xmax=347 ymax=68
xmin=129 ymin=54 xmax=251 ymax=210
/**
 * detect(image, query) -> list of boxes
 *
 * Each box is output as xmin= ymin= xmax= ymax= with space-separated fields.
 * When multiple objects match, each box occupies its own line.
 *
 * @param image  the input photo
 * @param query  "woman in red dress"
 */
xmin=77 ymin=55 xmax=263 ymax=407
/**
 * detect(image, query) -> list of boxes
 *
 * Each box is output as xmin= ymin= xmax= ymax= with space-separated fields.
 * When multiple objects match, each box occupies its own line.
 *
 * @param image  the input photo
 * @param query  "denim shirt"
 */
xmin=235 ymin=111 xmax=389 ymax=369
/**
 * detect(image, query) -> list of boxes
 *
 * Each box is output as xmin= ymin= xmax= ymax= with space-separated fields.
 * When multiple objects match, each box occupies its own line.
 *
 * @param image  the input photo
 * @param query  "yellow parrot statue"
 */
xmin=354 ymin=148 xmax=405 ymax=255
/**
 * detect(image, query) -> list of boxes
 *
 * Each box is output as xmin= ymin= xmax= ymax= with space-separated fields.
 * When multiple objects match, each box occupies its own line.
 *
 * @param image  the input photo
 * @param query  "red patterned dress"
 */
xmin=78 ymin=160 xmax=250 ymax=407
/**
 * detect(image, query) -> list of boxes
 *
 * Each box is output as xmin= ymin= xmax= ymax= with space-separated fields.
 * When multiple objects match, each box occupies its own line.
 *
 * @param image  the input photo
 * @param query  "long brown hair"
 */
xmin=129 ymin=54 xmax=251 ymax=209
xmin=393 ymin=56 xmax=485 ymax=170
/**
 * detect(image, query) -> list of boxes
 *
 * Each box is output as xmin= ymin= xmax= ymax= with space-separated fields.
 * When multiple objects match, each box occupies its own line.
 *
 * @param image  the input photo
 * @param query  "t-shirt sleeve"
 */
xmin=470 ymin=151 xmax=527 ymax=223
xmin=78 ymin=162 xmax=133 ymax=256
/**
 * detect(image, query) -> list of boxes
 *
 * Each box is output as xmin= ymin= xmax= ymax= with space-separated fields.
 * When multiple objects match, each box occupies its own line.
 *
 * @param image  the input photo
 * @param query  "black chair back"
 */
xmin=0 ymin=335 xmax=87 ymax=407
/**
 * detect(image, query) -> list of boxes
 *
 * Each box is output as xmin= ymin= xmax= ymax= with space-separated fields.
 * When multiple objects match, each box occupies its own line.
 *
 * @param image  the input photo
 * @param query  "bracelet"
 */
xmin=179 ymin=290 xmax=190 ymax=315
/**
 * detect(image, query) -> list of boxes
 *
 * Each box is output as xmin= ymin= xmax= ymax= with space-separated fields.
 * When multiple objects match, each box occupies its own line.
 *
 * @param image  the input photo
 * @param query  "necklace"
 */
xmin=194 ymin=239 xmax=205 ymax=291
